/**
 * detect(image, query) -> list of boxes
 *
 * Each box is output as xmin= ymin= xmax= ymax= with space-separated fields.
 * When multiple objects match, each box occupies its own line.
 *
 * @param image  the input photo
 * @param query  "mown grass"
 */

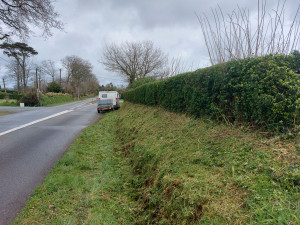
xmin=40 ymin=95 xmax=72 ymax=106
xmin=0 ymin=99 xmax=18 ymax=106
xmin=14 ymin=102 xmax=299 ymax=224
xmin=13 ymin=111 xmax=138 ymax=225
xmin=39 ymin=94 xmax=91 ymax=107
xmin=0 ymin=94 xmax=93 ymax=107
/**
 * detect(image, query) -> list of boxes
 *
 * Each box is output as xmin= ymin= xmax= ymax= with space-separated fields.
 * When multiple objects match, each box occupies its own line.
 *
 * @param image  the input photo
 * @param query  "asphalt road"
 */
xmin=0 ymin=99 xmax=101 ymax=225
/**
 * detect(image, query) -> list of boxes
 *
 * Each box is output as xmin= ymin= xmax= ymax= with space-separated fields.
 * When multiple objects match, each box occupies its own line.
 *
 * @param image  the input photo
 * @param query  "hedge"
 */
xmin=124 ymin=55 xmax=300 ymax=131
xmin=0 ymin=91 xmax=24 ymax=100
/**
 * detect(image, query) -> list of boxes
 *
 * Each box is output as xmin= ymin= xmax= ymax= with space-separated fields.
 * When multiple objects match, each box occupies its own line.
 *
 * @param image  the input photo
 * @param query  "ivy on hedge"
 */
xmin=124 ymin=55 xmax=300 ymax=130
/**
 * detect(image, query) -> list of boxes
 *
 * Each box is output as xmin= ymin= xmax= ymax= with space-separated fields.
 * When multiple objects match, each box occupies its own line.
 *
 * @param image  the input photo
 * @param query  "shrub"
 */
xmin=46 ymin=81 xmax=62 ymax=93
xmin=19 ymin=91 xmax=40 ymax=106
xmin=124 ymin=54 xmax=300 ymax=131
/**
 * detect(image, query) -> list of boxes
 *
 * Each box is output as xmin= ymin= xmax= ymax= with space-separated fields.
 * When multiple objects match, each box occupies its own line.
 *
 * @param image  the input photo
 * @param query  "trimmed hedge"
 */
xmin=124 ymin=55 xmax=300 ymax=130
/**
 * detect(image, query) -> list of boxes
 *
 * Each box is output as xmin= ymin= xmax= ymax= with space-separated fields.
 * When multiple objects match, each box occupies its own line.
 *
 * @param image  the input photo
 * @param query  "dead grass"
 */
xmin=0 ymin=111 xmax=16 ymax=116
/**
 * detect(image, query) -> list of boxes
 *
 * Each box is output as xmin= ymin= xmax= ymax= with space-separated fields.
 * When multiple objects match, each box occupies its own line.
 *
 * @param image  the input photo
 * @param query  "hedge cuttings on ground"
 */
xmin=124 ymin=54 xmax=300 ymax=131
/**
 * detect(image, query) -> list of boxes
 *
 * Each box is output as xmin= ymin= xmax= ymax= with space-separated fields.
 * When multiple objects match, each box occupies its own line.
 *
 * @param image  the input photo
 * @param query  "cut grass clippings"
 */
xmin=14 ymin=102 xmax=300 ymax=224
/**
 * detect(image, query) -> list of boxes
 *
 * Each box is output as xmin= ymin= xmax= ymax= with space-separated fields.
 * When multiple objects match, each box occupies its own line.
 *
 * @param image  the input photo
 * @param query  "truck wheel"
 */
xmin=97 ymin=110 xmax=100 ymax=113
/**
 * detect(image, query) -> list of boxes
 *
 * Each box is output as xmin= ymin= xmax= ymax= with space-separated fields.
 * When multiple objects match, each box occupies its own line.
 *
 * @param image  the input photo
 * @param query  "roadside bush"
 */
xmin=19 ymin=91 xmax=40 ymax=106
xmin=124 ymin=54 xmax=300 ymax=131
xmin=46 ymin=81 xmax=62 ymax=93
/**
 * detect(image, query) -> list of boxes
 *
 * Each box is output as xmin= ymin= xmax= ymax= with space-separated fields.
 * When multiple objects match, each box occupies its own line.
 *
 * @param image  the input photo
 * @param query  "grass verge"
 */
xmin=39 ymin=94 xmax=94 ymax=107
xmin=13 ymin=110 xmax=137 ymax=224
xmin=0 ymin=111 xmax=16 ymax=116
xmin=14 ymin=102 xmax=299 ymax=224
xmin=0 ymin=99 xmax=18 ymax=106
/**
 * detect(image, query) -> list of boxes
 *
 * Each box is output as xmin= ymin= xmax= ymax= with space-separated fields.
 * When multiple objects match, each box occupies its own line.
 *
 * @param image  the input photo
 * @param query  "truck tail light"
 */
xmin=116 ymin=98 xmax=118 ymax=101
xmin=98 ymin=98 xmax=100 ymax=100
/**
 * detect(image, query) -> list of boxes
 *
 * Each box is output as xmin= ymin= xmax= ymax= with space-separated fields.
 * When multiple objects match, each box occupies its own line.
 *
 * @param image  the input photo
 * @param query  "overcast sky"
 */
xmin=1 ymin=0 xmax=300 ymax=88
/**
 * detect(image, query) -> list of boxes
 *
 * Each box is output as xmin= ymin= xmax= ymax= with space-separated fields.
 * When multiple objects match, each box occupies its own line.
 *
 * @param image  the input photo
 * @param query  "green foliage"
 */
xmin=131 ymin=76 xmax=157 ymax=89
xmin=290 ymin=50 xmax=300 ymax=74
xmin=0 ymin=91 xmax=24 ymax=100
xmin=0 ymin=99 xmax=18 ymax=106
xmin=0 ymin=42 xmax=38 ymax=58
xmin=39 ymin=93 xmax=73 ymax=106
xmin=46 ymin=81 xmax=62 ymax=93
xmin=19 ymin=91 xmax=40 ymax=106
xmin=125 ymin=54 xmax=300 ymax=131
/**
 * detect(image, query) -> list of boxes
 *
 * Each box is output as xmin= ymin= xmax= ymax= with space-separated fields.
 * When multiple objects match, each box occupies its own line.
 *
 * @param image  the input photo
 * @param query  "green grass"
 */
xmin=0 ymin=99 xmax=18 ymax=106
xmin=39 ymin=94 xmax=93 ymax=107
xmin=13 ymin=111 xmax=138 ymax=224
xmin=14 ymin=102 xmax=300 ymax=224
xmin=0 ymin=95 xmax=94 ymax=107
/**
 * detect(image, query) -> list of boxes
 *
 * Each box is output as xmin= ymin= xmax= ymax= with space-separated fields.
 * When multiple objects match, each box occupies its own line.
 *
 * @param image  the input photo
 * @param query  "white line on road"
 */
xmin=0 ymin=110 xmax=74 ymax=137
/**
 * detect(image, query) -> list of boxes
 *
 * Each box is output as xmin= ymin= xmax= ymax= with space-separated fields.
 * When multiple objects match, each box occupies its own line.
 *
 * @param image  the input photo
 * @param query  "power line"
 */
xmin=0 ymin=55 xmax=9 ymax=63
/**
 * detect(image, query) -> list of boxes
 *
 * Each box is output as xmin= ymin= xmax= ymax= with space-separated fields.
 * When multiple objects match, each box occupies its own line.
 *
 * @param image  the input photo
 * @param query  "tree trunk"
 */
xmin=22 ymin=56 xmax=26 ymax=92
xmin=77 ymin=85 xmax=80 ymax=100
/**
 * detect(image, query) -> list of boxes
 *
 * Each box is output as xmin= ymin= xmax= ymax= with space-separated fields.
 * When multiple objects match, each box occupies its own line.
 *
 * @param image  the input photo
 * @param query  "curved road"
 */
xmin=0 ymin=99 xmax=101 ymax=224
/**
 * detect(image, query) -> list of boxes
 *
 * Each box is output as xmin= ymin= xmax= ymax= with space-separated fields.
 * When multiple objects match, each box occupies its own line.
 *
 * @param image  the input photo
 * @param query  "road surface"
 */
xmin=0 ymin=99 xmax=101 ymax=225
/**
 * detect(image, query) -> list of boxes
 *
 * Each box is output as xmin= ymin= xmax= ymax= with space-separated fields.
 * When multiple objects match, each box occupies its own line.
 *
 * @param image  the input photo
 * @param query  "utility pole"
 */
xmin=36 ymin=68 xmax=40 ymax=104
xmin=2 ymin=77 xmax=6 ymax=92
xmin=59 ymin=68 xmax=62 ymax=85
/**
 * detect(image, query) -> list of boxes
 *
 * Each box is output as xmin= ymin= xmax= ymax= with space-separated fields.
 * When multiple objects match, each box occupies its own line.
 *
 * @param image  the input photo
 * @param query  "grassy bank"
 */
xmin=0 ymin=94 xmax=94 ymax=107
xmin=40 ymin=93 xmax=93 ymax=106
xmin=14 ymin=103 xmax=299 ymax=224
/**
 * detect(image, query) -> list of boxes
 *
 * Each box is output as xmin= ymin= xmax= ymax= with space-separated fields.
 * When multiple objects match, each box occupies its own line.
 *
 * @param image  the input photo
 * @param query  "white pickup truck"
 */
xmin=97 ymin=91 xmax=120 ymax=113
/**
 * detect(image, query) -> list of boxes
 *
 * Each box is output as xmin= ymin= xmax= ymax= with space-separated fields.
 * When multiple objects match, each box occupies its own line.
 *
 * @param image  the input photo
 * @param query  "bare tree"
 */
xmin=6 ymin=60 xmax=20 ymax=90
xmin=0 ymin=72 xmax=7 ymax=91
xmin=61 ymin=55 xmax=94 ymax=99
xmin=100 ymin=40 xmax=167 ymax=87
xmin=81 ymin=74 xmax=100 ymax=95
xmin=6 ymin=58 xmax=33 ymax=91
xmin=0 ymin=0 xmax=63 ymax=40
xmin=6 ymin=59 xmax=33 ymax=91
xmin=158 ymin=56 xmax=198 ymax=79
xmin=41 ymin=59 xmax=57 ymax=82
xmin=196 ymin=0 xmax=300 ymax=65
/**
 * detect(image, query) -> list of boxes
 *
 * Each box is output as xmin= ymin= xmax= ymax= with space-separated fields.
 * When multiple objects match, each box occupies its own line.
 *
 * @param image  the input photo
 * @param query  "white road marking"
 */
xmin=0 ymin=109 xmax=74 ymax=137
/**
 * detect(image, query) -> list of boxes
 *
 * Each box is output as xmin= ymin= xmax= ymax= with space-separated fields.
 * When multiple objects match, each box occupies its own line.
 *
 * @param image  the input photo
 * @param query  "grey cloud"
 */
xmin=2 ymin=0 xmax=299 ymax=88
